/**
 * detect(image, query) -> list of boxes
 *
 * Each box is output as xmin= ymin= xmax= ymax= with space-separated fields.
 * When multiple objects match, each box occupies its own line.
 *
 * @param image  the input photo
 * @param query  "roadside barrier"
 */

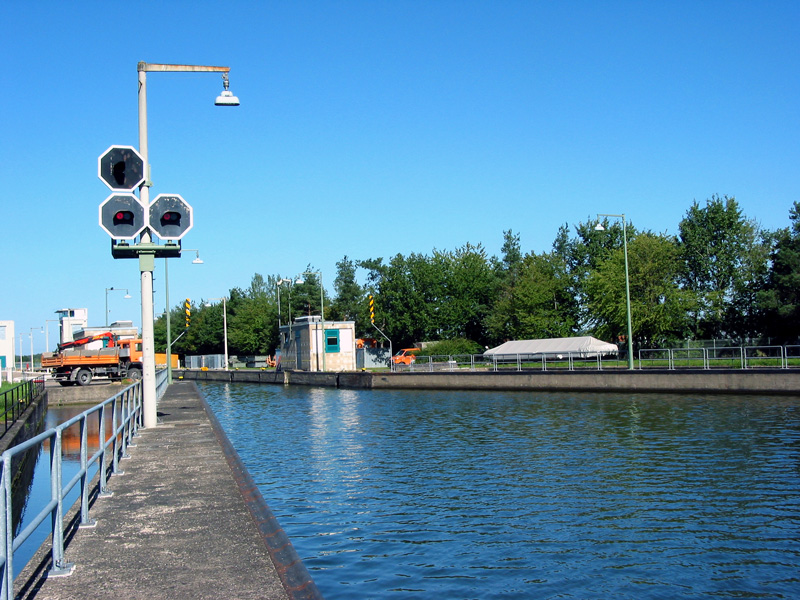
xmin=391 ymin=345 xmax=800 ymax=372
xmin=0 ymin=378 xmax=45 ymax=438
xmin=0 ymin=369 xmax=167 ymax=600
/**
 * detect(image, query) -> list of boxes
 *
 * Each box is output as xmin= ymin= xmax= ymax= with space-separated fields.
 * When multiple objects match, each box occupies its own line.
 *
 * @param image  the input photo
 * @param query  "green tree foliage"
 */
xmin=678 ymin=195 xmax=768 ymax=339
xmin=586 ymin=232 xmax=694 ymax=347
xmin=416 ymin=339 xmax=483 ymax=356
xmin=487 ymin=250 xmax=575 ymax=343
xmin=157 ymin=195 xmax=793 ymax=360
xmin=361 ymin=244 xmax=498 ymax=348
xmin=329 ymin=256 xmax=370 ymax=335
xmin=758 ymin=201 xmax=800 ymax=342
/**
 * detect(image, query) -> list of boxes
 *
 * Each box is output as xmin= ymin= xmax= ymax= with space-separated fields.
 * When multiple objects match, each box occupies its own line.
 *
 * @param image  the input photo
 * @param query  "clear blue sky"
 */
xmin=2 ymin=1 xmax=798 ymax=355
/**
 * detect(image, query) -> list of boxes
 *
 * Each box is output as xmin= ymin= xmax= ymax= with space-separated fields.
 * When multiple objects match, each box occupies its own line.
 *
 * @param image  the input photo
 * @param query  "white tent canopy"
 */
xmin=484 ymin=336 xmax=618 ymax=358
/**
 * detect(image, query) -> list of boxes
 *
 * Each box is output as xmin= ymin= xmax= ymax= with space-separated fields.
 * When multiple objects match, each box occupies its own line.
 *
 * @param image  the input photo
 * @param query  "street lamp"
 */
xmin=164 ymin=249 xmax=203 ymax=384
xmin=137 ymin=62 xmax=239 ymax=428
xmin=276 ymin=279 xmax=296 ymax=369
xmin=295 ymin=271 xmax=325 ymax=372
xmin=205 ymin=297 xmax=228 ymax=370
xmin=44 ymin=319 xmax=59 ymax=353
xmin=105 ymin=287 xmax=131 ymax=327
xmin=29 ymin=328 xmax=43 ymax=371
xmin=595 ymin=213 xmax=634 ymax=370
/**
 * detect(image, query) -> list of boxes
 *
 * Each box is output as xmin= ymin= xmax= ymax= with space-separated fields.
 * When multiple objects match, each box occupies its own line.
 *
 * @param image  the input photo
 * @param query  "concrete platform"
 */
xmin=15 ymin=381 xmax=321 ymax=600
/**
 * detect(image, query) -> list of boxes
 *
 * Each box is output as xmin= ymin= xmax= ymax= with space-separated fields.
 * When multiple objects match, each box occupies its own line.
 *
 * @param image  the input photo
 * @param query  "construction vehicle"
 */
xmin=41 ymin=334 xmax=177 ymax=386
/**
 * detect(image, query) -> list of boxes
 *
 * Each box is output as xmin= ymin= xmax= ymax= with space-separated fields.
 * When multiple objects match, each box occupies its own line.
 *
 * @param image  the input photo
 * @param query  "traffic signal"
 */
xmin=99 ymin=193 xmax=147 ymax=240
xmin=149 ymin=194 xmax=193 ymax=240
xmin=98 ymin=145 xmax=145 ymax=191
xmin=369 ymin=294 xmax=375 ymax=324
xmin=184 ymin=299 xmax=191 ymax=328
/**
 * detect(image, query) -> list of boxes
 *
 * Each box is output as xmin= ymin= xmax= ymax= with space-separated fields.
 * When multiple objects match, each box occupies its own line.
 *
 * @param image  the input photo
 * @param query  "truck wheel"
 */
xmin=76 ymin=369 xmax=93 ymax=386
xmin=127 ymin=367 xmax=142 ymax=381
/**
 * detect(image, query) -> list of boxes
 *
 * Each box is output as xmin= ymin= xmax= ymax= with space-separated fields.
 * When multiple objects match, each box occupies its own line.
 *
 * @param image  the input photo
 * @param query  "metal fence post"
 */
xmin=48 ymin=430 xmax=74 ymax=577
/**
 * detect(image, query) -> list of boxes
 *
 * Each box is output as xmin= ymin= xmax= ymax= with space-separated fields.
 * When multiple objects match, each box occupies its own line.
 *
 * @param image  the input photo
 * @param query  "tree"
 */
xmin=227 ymin=274 xmax=279 ymax=355
xmin=759 ymin=201 xmax=800 ymax=342
xmin=487 ymin=251 xmax=575 ymax=343
xmin=586 ymin=232 xmax=694 ymax=347
xmin=678 ymin=195 xmax=767 ymax=339
xmin=329 ymin=256 xmax=369 ymax=335
xmin=556 ymin=217 xmax=634 ymax=331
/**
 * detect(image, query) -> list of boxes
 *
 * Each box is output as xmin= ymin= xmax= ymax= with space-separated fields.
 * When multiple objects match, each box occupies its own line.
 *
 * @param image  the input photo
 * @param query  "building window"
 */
xmin=0 ymin=326 xmax=5 ymax=341
xmin=325 ymin=329 xmax=340 ymax=353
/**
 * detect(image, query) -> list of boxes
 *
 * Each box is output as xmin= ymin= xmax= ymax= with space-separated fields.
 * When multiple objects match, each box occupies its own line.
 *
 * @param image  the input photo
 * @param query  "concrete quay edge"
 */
xmin=177 ymin=368 xmax=800 ymax=396
xmin=14 ymin=381 xmax=322 ymax=600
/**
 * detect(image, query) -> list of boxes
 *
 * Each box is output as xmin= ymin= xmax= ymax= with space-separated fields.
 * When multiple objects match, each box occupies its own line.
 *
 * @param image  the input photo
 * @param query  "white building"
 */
xmin=279 ymin=316 xmax=356 ymax=372
xmin=0 ymin=320 xmax=15 ymax=375
xmin=55 ymin=308 xmax=88 ymax=345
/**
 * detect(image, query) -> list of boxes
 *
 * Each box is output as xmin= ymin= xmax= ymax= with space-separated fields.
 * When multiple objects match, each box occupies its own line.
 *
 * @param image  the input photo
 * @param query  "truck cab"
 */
xmin=392 ymin=348 xmax=420 ymax=365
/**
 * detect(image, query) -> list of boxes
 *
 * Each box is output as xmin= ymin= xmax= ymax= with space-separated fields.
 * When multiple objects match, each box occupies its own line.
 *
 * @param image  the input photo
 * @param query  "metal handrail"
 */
xmin=0 ymin=378 xmax=45 ymax=438
xmin=390 ymin=344 xmax=800 ymax=373
xmin=0 ymin=381 xmax=143 ymax=600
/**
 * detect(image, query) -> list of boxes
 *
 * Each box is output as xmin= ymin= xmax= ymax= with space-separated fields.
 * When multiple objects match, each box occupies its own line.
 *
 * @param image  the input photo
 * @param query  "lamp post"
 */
xmin=595 ymin=213 xmax=634 ymax=370
xmin=165 ymin=249 xmax=202 ymax=384
xmin=276 ymin=279 xmax=295 ymax=369
xmin=105 ymin=287 xmax=131 ymax=327
xmin=29 ymin=328 xmax=42 ymax=371
xmin=205 ymin=297 xmax=228 ymax=370
xmin=295 ymin=271 xmax=325 ymax=372
xmin=44 ymin=319 xmax=59 ymax=353
xmin=137 ymin=62 xmax=239 ymax=428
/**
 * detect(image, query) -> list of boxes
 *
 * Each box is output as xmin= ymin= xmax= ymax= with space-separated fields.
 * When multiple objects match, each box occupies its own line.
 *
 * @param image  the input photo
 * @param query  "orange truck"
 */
xmin=41 ymin=336 xmax=178 ymax=386
xmin=391 ymin=348 xmax=420 ymax=365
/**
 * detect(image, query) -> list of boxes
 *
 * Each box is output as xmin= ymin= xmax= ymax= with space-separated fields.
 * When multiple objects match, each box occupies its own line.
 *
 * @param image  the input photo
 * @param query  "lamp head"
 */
xmin=594 ymin=223 xmax=605 ymax=231
xmin=215 ymin=72 xmax=240 ymax=106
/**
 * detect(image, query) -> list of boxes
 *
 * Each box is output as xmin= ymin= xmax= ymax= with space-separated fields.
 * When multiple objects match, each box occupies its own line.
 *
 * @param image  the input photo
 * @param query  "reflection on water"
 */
xmin=201 ymin=383 xmax=800 ymax=600
xmin=12 ymin=405 xmax=106 ymax=577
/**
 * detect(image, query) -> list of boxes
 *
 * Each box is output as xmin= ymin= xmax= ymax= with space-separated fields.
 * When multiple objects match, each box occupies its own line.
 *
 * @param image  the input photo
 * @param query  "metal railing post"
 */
xmin=79 ymin=416 xmax=95 ymax=528
xmin=48 ymin=431 xmax=73 ymax=576
xmin=98 ymin=406 xmax=112 ymax=498
xmin=2 ymin=455 xmax=12 ymax=600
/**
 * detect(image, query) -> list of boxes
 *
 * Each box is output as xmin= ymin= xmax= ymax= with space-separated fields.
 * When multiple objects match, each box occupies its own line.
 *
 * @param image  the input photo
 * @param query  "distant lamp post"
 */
xmin=165 ymin=249 xmax=203 ymax=384
xmin=44 ymin=319 xmax=59 ymax=353
xmin=295 ymin=271 xmax=325 ymax=372
xmin=276 ymin=279 xmax=295 ymax=368
xmin=595 ymin=213 xmax=634 ymax=370
xmin=29 ymin=327 xmax=43 ymax=371
xmin=105 ymin=287 xmax=132 ymax=327
xmin=205 ymin=297 xmax=228 ymax=370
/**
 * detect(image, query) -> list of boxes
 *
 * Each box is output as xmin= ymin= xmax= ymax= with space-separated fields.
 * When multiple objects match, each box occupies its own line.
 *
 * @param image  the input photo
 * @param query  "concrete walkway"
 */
xmin=15 ymin=382 xmax=321 ymax=600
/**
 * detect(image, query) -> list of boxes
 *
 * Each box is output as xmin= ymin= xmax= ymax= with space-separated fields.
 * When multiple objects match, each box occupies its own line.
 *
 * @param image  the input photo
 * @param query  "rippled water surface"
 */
xmin=199 ymin=383 xmax=800 ymax=599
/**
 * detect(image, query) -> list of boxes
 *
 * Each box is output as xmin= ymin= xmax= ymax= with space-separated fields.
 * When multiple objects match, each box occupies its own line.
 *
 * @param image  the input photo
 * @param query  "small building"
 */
xmin=279 ymin=316 xmax=356 ymax=372
xmin=55 ymin=308 xmax=88 ymax=345
xmin=0 ymin=320 xmax=15 ymax=374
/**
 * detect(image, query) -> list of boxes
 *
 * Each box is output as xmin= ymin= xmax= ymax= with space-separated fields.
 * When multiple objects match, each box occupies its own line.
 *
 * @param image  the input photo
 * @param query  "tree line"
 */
xmin=154 ymin=195 xmax=800 ymax=357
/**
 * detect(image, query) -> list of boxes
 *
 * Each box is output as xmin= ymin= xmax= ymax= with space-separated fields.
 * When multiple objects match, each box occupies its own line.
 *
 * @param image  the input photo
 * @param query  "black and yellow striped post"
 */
xmin=369 ymin=294 xmax=375 ymax=324
xmin=184 ymin=298 xmax=191 ymax=328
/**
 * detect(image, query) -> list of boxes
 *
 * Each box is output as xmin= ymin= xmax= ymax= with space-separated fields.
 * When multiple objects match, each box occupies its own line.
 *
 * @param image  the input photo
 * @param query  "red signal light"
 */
xmin=113 ymin=210 xmax=135 ymax=225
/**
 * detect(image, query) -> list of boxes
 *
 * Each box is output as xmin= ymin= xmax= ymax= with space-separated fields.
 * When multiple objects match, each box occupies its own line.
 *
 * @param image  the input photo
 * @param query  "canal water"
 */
xmin=12 ymin=405 xmax=106 ymax=577
xmin=199 ymin=382 xmax=800 ymax=600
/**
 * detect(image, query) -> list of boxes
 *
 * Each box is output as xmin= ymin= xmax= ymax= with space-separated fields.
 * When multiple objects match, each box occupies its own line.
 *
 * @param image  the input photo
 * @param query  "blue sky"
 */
xmin=2 ymin=0 xmax=798 ymax=355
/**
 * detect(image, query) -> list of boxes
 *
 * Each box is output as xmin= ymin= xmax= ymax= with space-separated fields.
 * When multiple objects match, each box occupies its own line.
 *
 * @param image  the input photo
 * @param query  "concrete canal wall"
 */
xmin=177 ymin=368 xmax=800 ymax=395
